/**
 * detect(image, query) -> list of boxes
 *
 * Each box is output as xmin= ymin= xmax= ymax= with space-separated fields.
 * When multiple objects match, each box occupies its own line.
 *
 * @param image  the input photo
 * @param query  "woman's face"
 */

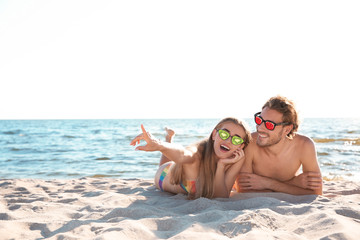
xmin=212 ymin=122 xmax=246 ymax=159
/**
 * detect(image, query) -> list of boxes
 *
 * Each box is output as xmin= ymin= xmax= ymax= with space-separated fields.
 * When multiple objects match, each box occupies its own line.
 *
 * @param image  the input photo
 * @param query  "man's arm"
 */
xmin=239 ymin=173 xmax=320 ymax=195
xmin=287 ymin=137 xmax=323 ymax=195
xmin=238 ymin=136 xmax=322 ymax=195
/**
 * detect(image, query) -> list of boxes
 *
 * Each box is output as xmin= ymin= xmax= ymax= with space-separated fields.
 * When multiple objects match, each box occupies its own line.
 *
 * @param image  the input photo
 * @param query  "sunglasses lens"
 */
xmin=232 ymin=136 xmax=244 ymax=145
xmin=265 ymin=122 xmax=275 ymax=130
xmin=255 ymin=116 xmax=262 ymax=125
xmin=218 ymin=129 xmax=229 ymax=140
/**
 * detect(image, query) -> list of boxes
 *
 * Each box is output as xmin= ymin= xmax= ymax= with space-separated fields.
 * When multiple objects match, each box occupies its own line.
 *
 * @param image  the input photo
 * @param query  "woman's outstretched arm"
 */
xmin=130 ymin=124 xmax=197 ymax=165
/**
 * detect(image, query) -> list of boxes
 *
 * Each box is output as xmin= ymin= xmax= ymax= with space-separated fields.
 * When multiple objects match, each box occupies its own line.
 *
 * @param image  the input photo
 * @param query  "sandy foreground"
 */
xmin=1 ymin=178 xmax=360 ymax=240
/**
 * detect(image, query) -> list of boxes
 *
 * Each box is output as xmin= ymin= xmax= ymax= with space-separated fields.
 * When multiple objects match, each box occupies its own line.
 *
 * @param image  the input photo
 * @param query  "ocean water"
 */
xmin=1 ymin=118 xmax=359 ymax=181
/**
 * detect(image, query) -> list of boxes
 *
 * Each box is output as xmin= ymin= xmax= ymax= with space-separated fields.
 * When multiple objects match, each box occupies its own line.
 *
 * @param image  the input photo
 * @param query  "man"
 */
xmin=236 ymin=95 xmax=323 ymax=195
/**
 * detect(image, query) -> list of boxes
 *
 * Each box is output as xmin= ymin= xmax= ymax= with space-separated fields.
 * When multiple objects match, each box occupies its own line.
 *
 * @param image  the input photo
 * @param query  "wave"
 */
xmin=2 ymin=130 xmax=22 ymax=135
xmin=10 ymin=147 xmax=22 ymax=152
xmin=62 ymin=135 xmax=76 ymax=139
xmin=322 ymin=175 xmax=345 ymax=181
xmin=313 ymin=138 xmax=360 ymax=145
xmin=95 ymin=157 xmax=111 ymax=161
xmin=317 ymin=152 xmax=330 ymax=156
xmin=88 ymin=174 xmax=114 ymax=178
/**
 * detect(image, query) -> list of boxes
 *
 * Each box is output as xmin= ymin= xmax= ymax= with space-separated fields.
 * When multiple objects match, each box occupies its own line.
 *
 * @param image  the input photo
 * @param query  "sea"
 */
xmin=1 ymin=118 xmax=359 ymax=181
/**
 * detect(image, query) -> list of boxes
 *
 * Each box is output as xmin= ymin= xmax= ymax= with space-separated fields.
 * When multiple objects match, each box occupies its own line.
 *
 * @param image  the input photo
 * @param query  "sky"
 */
xmin=1 ymin=0 xmax=359 ymax=119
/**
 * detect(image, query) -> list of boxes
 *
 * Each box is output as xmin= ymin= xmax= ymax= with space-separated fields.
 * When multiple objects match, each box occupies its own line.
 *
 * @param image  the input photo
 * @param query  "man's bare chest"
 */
xmin=252 ymin=153 xmax=302 ymax=181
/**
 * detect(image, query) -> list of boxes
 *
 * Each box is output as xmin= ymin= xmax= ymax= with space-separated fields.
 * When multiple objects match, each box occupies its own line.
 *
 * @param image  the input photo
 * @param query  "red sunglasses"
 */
xmin=254 ymin=112 xmax=290 ymax=131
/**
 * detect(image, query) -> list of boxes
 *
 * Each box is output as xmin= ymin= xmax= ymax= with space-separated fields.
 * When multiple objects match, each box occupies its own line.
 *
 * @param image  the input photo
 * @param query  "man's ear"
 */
xmin=285 ymin=124 xmax=294 ymax=136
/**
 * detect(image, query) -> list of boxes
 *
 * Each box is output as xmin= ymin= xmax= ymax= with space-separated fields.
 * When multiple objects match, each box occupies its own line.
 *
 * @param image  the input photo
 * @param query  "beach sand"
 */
xmin=1 ymin=178 xmax=360 ymax=240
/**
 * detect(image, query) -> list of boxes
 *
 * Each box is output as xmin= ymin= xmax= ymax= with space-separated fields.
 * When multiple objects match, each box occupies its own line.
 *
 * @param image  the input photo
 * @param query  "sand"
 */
xmin=1 ymin=178 xmax=360 ymax=240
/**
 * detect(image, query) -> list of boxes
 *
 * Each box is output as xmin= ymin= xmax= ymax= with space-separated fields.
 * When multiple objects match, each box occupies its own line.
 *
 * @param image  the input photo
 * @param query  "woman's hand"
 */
xmin=130 ymin=125 xmax=162 ymax=152
xmin=218 ymin=149 xmax=245 ymax=167
xmin=213 ymin=148 xmax=245 ymax=198
xmin=217 ymin=148 xmax=245 ymax=171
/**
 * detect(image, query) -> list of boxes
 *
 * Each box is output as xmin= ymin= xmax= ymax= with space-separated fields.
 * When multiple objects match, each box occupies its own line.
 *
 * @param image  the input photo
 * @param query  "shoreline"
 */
xmin=1 ymin=178 xmax=360 ymax=239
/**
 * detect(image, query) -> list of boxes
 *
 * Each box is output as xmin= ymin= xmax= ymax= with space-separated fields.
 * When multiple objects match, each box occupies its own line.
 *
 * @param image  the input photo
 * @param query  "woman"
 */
xmin=130 ymin=117 xmax=251 ymax=199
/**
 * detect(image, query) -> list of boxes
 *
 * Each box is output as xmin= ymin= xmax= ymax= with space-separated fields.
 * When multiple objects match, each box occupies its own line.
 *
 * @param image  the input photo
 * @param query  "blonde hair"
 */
xmin=170 ymin=117 xmax=251 ymax=199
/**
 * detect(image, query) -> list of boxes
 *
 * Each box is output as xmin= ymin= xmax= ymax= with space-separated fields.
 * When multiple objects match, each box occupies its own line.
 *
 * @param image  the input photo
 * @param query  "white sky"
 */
xmin=1 ymin=0 xmax=359 ymax=119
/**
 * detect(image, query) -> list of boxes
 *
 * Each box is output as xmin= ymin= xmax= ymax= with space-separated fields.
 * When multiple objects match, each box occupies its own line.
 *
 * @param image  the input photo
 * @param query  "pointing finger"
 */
xmin=140 ymin=124 xmax=151 ymax=142
xmin=135 ymin=145 xmax=146 ymax=151
xmin=130 ymin=134 xmax=143 ymax=146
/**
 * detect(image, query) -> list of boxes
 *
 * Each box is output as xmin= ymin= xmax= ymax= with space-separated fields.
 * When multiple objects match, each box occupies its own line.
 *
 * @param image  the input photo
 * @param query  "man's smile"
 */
xmin=257 ymin=132 xmax=269 ymax=138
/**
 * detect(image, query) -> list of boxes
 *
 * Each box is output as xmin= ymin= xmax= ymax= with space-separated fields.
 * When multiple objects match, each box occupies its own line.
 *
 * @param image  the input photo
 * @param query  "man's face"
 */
xmin=255 ymin=107 xmax=287 ymax=147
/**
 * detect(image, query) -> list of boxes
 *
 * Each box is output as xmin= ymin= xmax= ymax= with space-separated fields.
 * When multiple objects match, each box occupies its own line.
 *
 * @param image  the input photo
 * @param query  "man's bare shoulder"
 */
xmin=246 ymin=132 xmax=259 ymax=148
xmin=293 ymin=133 xmax=315 ymax=145
xmin=243 ymin=132 xmax=258 ymax=157
xmin=292 ymin=133 xmax=316 ymax=154
xmin=293 ymin=134 xmax=320 ymax=175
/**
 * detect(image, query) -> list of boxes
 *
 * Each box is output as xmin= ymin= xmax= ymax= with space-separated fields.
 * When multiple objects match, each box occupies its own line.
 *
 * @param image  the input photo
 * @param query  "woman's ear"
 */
xmin=212 ymin=129 xmax=217 ymax=141
xmin=237 ymin=143 xmax=245 ymax=150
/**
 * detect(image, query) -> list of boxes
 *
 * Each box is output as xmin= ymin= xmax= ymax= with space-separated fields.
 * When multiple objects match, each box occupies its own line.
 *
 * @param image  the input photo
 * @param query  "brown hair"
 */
xmin=262 ymin=95 xmax=299 ymax=138
xmin=170 ymin=117 xmax=251 ymax=199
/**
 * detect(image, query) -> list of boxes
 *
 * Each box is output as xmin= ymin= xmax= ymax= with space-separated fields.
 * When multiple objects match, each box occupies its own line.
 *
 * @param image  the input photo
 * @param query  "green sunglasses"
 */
xmin=217 ymin=129 xmax=244 ymax=145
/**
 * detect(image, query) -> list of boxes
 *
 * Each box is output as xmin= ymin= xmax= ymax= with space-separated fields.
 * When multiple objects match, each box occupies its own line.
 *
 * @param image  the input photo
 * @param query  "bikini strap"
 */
xmin=158 ymin=164 xmax=171 ymax=191
xmin=180 ymin=180 xmax=197 ymax=194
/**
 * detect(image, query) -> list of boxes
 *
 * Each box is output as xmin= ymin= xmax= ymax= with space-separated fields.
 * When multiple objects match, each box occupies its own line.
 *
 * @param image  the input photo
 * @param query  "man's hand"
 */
xmin=237 ymin=173 xmax=271 ymax=191
xmin=236 ymin=171 xmax=323 ymax=195
xmin=289 ymin=172 xmax=323 ymax=190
